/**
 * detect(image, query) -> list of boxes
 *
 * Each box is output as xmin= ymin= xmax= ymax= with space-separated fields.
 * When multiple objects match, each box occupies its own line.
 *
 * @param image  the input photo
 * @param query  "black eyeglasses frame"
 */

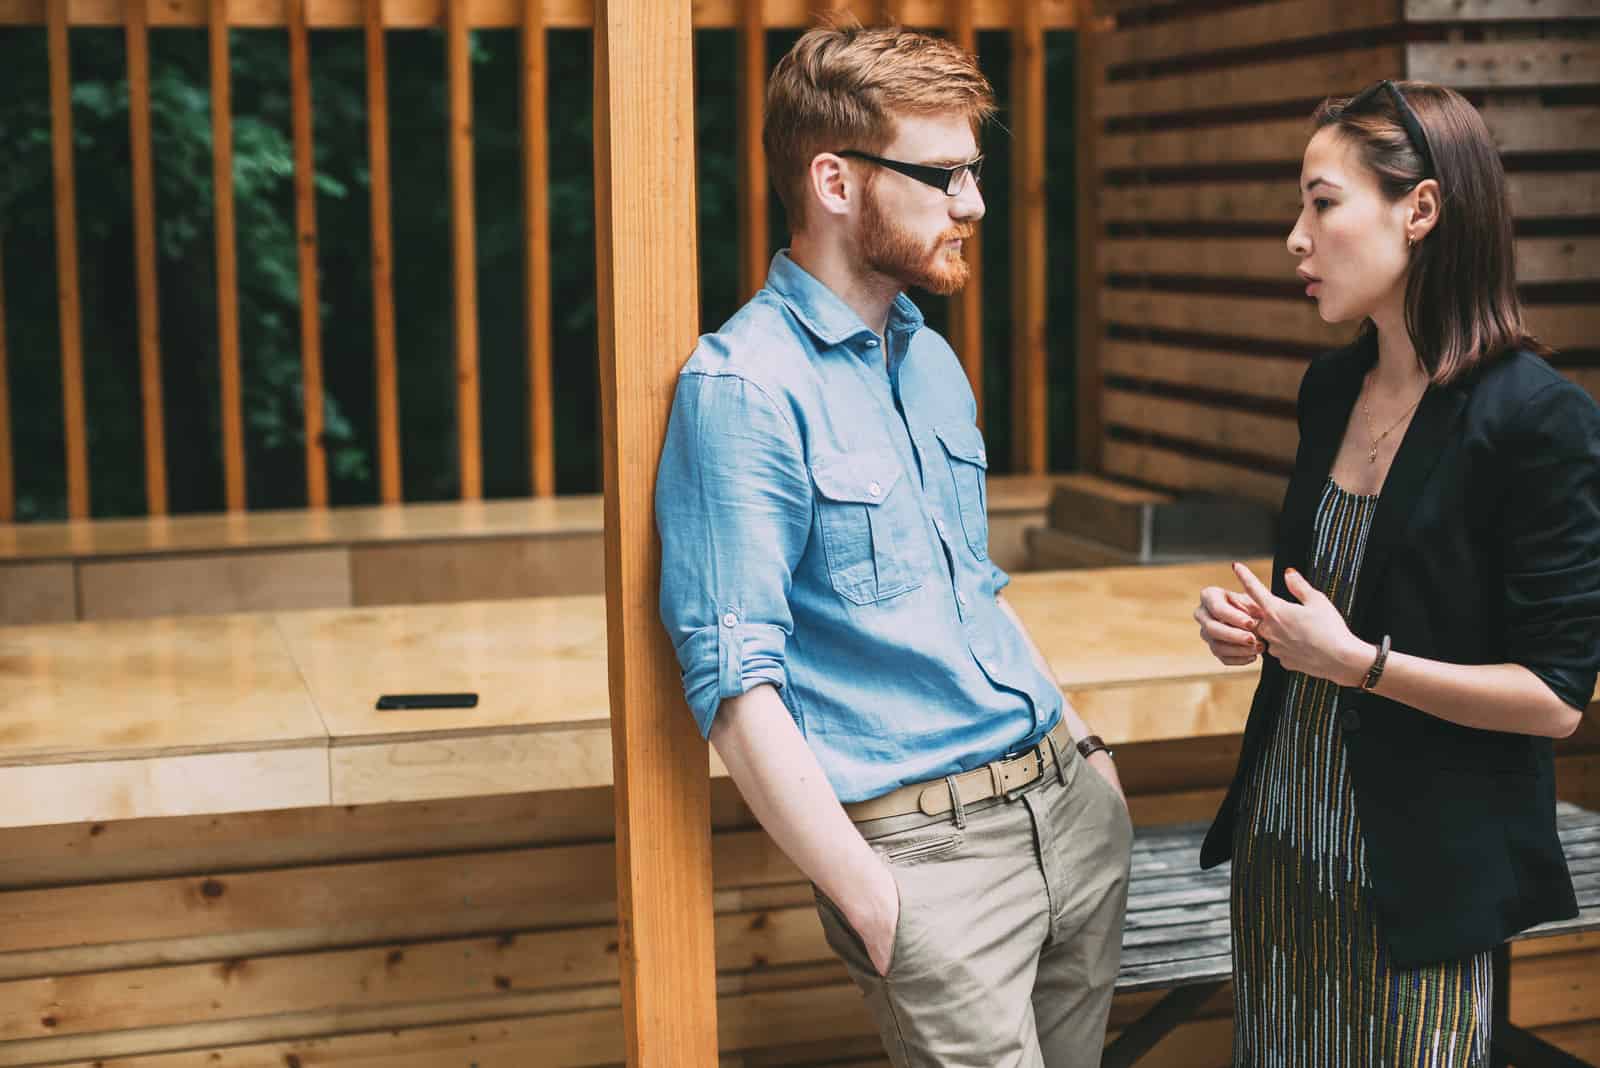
xmin=836 ymin=149 xmax=985 ymax=197
xmin=1344 ymin=79 xmax=1437 ymax=180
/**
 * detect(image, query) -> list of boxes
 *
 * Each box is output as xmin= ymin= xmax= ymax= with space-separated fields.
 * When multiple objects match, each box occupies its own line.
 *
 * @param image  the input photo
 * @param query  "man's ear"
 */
xmin=809 ymin=152 xmax=854 ymax=220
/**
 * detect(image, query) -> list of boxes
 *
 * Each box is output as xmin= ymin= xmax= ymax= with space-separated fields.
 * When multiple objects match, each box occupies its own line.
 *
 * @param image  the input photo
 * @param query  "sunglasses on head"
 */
xmin=1344 ymin=79 xmax=1437 ymax=180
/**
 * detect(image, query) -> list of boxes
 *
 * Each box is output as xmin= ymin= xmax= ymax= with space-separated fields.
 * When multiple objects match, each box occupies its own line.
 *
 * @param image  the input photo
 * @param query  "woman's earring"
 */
xmin=1407 ymin=234 xmax=1417 ymax=249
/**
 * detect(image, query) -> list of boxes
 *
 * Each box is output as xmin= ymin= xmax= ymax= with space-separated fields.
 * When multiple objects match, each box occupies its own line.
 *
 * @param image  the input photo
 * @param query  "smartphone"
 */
xmin=376 ymin=692 xmax=479 ymax=710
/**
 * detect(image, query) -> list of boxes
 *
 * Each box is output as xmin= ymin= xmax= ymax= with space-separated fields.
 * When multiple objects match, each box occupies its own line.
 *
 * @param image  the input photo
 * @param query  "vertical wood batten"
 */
xmin=211 ymin=0 xmax=247 ymax=510
xmin=593 ymin=0 xmax=720 ymax=1063
xmin=447 ymin=0 xmax=483 ymax=500
xmin=522 ymin=0 xmax=555 ymax=497
xmin=48 ymin=0 xmax=90 ymax=518
xmin=127 ymin=0 xmax=168 ymax=515
xmin=0 ymin=235 xmax=11 ymax=523
xmin=949 ymin=0 xmax=984 ymax=427
xmin=1009 ymin=0 xmax=1046 ymax=473
xmin=289 ymin=0 xmax=328 ymax=507
xmin=365 ymin=0 xmax=402 ymax=503
xmin=1074 ymin=13 xmax=1101 ymax=471
xmin=736 ymin=0 xmax=768 ymax=302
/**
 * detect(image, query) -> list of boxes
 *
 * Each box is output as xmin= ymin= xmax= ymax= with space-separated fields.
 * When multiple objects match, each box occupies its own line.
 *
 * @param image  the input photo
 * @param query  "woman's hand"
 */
xmin=1232 ymin=562 xmax=1374 ymax=686
xmin=1195 ymin=584 xmax=1265 ymax=666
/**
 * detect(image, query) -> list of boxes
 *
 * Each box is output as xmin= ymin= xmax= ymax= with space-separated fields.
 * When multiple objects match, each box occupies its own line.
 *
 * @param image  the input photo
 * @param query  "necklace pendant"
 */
xmin=1368 ymin=448 xmax=1378 ymax=464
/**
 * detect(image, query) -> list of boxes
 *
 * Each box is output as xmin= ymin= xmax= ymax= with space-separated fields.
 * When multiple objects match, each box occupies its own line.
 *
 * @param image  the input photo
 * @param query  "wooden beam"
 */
xmin=289 ymin=0 xmax=328 ymax=508
xmin=737 ymin=0 xmax=769 ymax=303
xmin=448 ymin=0 xmax=483 ymax=500
xmin=1482 ymin=106 xmax=1600 ymax=154
xmin=1102 ymin=340 xmax=1308 ymax=404
xmin=948 ymin=0 xmax=984 ymax=427
xmin=1101 ymin=237 xmax=1600 ymax=283
xmin=126 ymin=0 xmax=167 ymax=516
xmin=1100 ymin=0 xmax=1398 ymax=69
xmin=0 ymin=0 xmax=1081 ymax=27
xmin=0 ymin=233 xmax=11 ymax=522
xmin=1408 ymin=40 xmax=1600 ymax=89
xmin=211 ymin=0 xmax=247 ymax=511
xmin=1103 ymin=386 xmax=1299 ymax=457
xmin=365 ymin=0 xmax=402 ymax=504
xmin=48 ymin=0 xmax=90 ymax=519
xmin=1100 ymin=288 xmax=1349 ymax=347
xmin=1011 ymin=0 xmax=1047 ymax=473
xmin=592 ymin=0 xmax=720 ymax=1065
xmin=1099 ymin=117 xmax=1309 ymax=170
xmin=1101 ymin=438 xmax=1288 ymax=507
xmin=1077 ymin=17 xmax=1102 ymax=470
xmin=1408 ymin=0 xmax=1600 ymax=19
xmin=523 ymin=0 xmax=555 ymax=496
xmin=1096 ymin=46 xmax=1404 ymax=119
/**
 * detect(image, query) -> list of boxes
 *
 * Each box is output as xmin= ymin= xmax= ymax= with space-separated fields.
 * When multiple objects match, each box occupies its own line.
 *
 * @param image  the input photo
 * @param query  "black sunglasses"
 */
xmin=1344 ymin=79 xmax=1436 ymax=179
xmin=836 ymin=149 xmax=984 ymax=196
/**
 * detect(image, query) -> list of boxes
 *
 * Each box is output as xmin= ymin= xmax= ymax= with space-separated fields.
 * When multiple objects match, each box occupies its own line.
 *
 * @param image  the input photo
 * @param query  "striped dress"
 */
xmin=1230 ymin=478 xmax=1492 ymax=1068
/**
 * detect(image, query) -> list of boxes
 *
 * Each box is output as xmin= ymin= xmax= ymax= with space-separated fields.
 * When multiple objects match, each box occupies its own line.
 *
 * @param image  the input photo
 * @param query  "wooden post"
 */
xmin=365 ymin=0 xmax=402 ymax=504
xmin=289 ymin=0 xmax=328 ymax=508
xmin=736 ymin=0 xmax=769 ymax=302
xmin=523 ymin=0 xmax=555 ymax=497
xmin=948 ymin=0 xmax=984 ymax=427
xmin=448 ymin=0 xmax=483 ymax=500
xmin=211 ymin=0 xmax=247 ymax=510
xmin=0 ymin=232 xmax=11 ymax=523
xmin=127 ymin=0 xmax=168 ymax=515
xmin=593 ymin=0 xmax=720 ymax=1065
xmin=1009 ymin=0 xmax=1047 ymax=474
xmin=1075 ymin=15 xmax=1102 ymax=471
xmin=47 ymin=0 xmax=90 ymax=518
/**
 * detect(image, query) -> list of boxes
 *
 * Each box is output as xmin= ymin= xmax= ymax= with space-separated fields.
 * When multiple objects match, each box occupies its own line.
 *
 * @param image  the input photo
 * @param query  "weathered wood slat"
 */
xmin=1409 ymin=40 xmax=1600 ymax=88
xmin=447 ymin=0 xmax=482 ymax=500
xmin=365 ymin=0 xmax=402 ymax=504
xmin=1103 ymin=387 xmax=1299 ymax=457
xmin=949 ymin=0 xmax=985 ymax=427
xmin=0 ymin=236 xmax=11 ymax=523
xmin=48 ymin=0 xmax=90 ymax=519
xmin=1101 ymin=289 xmax=1350 ymax=347
xmin=210 ymin=0 xmax=247 ymax=512
xmin=523 ymin=0 xmax=555 ymax=497
xmin=1101 ymin=237 xmax=1600 ymax=284
xmin=1103 ymin=341 xmax=1308 ymax=404
xmin=1101 ymin=0 xmax=1397 ymax=69
xmin=288 ymin=0 xmax=328 ymax=508
xmin=1011 ymin=0 xmax=1048 ymax=474
xmin=1102 ymin=439 xmax=1290 ymax=508
xmin=125 ymin=0 xmax=167 ymax=516
xmin=737 ymin=0 xmax=768 ymax=304
xmin=1097 ymin=47 xmax=1404 ymax=120
xmin=1407 ymin=0 xmax=1600 ymax=18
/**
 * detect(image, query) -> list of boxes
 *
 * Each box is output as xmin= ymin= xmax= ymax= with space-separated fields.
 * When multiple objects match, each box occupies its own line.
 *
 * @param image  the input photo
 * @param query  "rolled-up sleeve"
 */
xmin=656 ymin=370 xmax=812 ymax=736
xmin=1498 ymin=379 xmax=1600 ymax=710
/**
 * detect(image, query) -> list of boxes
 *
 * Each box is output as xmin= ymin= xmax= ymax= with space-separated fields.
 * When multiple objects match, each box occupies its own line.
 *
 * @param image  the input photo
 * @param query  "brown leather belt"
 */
xmin=843 ymin=719 xmax=1076 ymax=823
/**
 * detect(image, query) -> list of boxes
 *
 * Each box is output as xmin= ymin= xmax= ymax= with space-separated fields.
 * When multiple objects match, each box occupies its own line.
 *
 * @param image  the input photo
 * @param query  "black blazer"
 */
xmin=1201 ymin=333 xmax=1600 ymax=967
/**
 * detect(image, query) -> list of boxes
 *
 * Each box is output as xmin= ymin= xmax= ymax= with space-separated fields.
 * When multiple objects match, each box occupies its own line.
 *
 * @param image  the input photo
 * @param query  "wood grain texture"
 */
xmin=125 ymin=0 xmax=167 ymax=516
xmin=1097 ymin=46 xmax=1404 ymax=119
xmin=1102 ymin=438 xmax=1290 ymax=506
xmin=48 ymin=0 xmax=90 ymax=519
xmin=347 ymin=531 xmax=605 ymax=603
xmin=1101 ymin=341 xmax=1309 ymax=403
xmin=0 ymin=236 xmax=11 ymax=522
xmin=0 ymin=562 xmax=76 ymax=625
xmin=1010 ymin=0 xmax=1048 ymax=473
xmin=1099 ymin=118 xmax=1310 ymax=169
xmin=289 ymin=0 xmax=329 ymax=508
xmin=737 ymin=0 xmax=769 ymax=303
xmin=591 ymin=0 xmax=720 ymax=1062
xmin=523 ymin=0 xmax=555 ymax=497
xmin=211 ymin=0 xmax=247 ymax=511
xmin=1076 ymin=21 xmax=1102 ymax=470
xmin=1100 ymin=0 xmax=1399 ymax=68
xmin=1408 ymin=40 xmax=1600 ymax=88
xmin=947 ymin=0 xmax=985 ymax=427
xmin=448 ymin=0 xmax=483 ymax=500
xmin=365 ymin=0 xmax=403 ymax=504
xmin=1103 ymin=386 xmax=1299 ymax=457
xmin=1407 ymin=0 xmax=1600 ymax=17
xmin=76 ymin=548 xmax=353 ymax=620
xmin=1100 ymin=289 xmax=1350 ymax=347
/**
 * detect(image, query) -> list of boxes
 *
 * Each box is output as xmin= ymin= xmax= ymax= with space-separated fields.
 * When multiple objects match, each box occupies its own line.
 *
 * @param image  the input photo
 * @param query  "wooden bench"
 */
xmin=1106 ymin=804 xmax=1600 ymax=1068
xmin=0 ymin=476 xmax=1073 ymax=625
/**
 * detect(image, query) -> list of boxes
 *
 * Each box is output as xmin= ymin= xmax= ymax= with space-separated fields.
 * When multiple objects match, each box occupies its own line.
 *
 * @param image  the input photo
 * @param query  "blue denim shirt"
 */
xmin=656 ymin=252 xmax=1063 ymax=803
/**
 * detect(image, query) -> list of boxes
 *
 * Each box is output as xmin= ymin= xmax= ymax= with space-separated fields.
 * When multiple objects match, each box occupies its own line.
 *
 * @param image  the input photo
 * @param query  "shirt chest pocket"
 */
xmin=933 ymin=422 xmax=989 ymax=560
xmin=810 ymin=450 xmax=927 ymax=606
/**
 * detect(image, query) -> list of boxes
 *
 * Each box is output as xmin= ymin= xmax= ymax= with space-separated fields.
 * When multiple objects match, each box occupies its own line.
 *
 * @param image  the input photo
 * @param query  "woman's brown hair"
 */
xmin=1315 ymin=81 xmax=1549 ymax=384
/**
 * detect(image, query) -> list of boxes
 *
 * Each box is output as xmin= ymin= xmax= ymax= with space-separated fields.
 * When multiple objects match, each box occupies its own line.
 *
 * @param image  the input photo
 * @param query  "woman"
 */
xmin=1194 ymin=80 xmax=1600 ymax=1067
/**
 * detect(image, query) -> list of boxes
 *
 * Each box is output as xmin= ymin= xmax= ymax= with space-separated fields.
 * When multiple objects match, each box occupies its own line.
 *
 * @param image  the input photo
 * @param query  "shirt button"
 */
xmin=867 ymin=481 xmax=883 ymax=498
xmin=956 ymin=591 xmax=968 ymax=607
xmin=977 ymin=449 xmax=986 ymax=463
xmin=721 ymin=611 xmax=738 ymax=628
xmin=864 ymin=338 xmax=879 ymax=348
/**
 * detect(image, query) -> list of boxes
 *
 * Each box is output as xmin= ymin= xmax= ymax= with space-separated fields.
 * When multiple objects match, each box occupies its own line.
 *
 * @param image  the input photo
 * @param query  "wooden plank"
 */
xmin=1097 ymin=46 xmax=1404 ymax=120
xmin=365 ymin=0 xmax=402 ymax=505
xmin=1102 ymin=340 xmax=1308 ymax=404
xmin=347 ymin=532 xmax=605 ymax=604
xmin=1408 ymin=0 xmax=1600 ymax=17
xmin=1011 ymin=0 xmax=1048 ymax=474
xmin=48 ymin=0 xmax=90 ymax=519
xmin=1103 ymin=236 xmax=1600 ymax=283
xmin=948 ymin=0 xmax=984 ymax=428
xmin=0 ymin=562 xmax=76 ymax=625
xmin=211 ymin=0 xmax=246 ymax=511
xmin=1099 ymin=118 xmax=1309 ymax=170
xmin=1100 ymin=288 xmax=1350 ymax=347
xmin=1103 ymin=387 xmax=1299 ymax=457
xmin=592 ymin=0 xmax=721 ymax=1063
xmin=448 ymin=0 xmax=482 ymax=500
xmin=1101 ymin=0 xmax=1398 ymax=69
xmin=1510 ymin=172 xmax=1600 ymax=218
xmin=125 ymin=0 xmax=167 ymax=516
xmin=1077 ymin=18 xmax=1102 ymax=469
xmin=76 ymin=548 xmax=353 ymax=620
xmin=1529 ymin=304 xmax=1600 ymax=353
xmin=1481 ymin=106 xmax=1600 ymax=154
xmin=1518 ymin=237 xmax=1600 ymax=284
xmin=0 ymin=0 xmax=1080 ymax=28
xmin=1102 ymin=438 xmax=1289 ymax=506
xmin=737 ymin=0 xmax=768 ymax=303
xmin=1408 ymin=40 xmax=1600 ymax=89
xmin=289 ymin=0 xmax=328 ymax=508
xmin=523 ymin=0 xmax=555 ymax=497
xmin=0 ymin=234 xmax=10 ymax=522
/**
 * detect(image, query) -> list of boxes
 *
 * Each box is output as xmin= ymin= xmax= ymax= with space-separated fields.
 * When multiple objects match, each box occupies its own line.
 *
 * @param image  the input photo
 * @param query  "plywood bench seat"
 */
xmin=0 ymin=476 xmax=1074 ymax=625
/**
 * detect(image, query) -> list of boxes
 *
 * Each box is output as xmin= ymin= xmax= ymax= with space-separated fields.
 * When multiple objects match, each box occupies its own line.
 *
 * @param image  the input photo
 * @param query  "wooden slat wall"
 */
xmin=210 ymin=0 xmax=247 ymax=512
xmin=125 ymin=0 xmax=168 ymax=516
xmin=47 ymin=0 xmax=90 ymax=520
xmin=288 ymin=0 xmax=329 ymax=508
xmin=0 ymin=732 xmax=1593 ymax=1066
xmin=1088 ymin=0 xmax=1600 ymax=509
xmin=523 ymin=0 xmax=556 ymax=498
xmin=364 ymin=0 xmax=403 ymax=505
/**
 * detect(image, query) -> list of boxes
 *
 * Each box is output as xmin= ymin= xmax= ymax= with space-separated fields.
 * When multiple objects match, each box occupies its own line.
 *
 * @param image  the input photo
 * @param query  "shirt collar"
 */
xmin=765 ymin=251 xmax=926 ymax=350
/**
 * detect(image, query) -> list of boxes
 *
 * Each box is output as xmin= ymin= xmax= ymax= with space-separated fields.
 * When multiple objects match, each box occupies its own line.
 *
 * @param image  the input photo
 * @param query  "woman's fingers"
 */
xmin=1224 ymin=589 xmax=1264 ymax=620
xmin=1201 ymin=616 xmax=1259 ymax=649
xmin=1200 ymin=586 xmax=1258 ymax=629
xmin=1232 ymin=562 xmax=1276 ymax=613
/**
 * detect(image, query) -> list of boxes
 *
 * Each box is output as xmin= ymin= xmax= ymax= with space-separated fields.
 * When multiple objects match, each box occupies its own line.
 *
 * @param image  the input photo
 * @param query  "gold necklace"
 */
xmin=1361 ymin=373 xmax=1427 ymax=464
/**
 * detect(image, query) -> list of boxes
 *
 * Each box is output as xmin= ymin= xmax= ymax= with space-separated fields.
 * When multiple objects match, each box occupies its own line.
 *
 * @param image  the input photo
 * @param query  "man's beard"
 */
xmin=858 ymin=186 xmax=974 ymax=297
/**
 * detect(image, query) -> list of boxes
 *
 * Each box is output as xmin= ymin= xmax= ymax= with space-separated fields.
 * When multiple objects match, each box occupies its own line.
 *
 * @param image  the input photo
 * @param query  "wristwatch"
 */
xmin=1077 ymin=734 xmax=1114 ymax=761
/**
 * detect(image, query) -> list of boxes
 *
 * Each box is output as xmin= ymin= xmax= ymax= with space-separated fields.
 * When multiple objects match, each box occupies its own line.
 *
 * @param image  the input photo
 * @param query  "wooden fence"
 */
xmin=1081 ymin=0 xmax=1600 ymax=505
xmin=0 ymin=0 xmax=1078 ymax=522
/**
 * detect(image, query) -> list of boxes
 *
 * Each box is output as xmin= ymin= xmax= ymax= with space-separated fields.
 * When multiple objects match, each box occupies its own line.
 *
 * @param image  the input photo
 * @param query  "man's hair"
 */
xmin=763 ymin=24 xmax=996 ymax=231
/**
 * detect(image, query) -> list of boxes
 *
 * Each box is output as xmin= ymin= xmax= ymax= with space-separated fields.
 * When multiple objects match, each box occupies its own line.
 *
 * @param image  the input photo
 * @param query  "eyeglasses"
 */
xmin=1344 ymin=79 xmax=1436 ymax=180
xmin=836 ymin=150 xmax=984 ymax=196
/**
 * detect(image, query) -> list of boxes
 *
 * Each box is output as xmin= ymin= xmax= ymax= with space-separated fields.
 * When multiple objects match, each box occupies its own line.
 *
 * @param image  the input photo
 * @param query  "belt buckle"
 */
xmin=1001 ymin=747 xmax=1044 ymax=802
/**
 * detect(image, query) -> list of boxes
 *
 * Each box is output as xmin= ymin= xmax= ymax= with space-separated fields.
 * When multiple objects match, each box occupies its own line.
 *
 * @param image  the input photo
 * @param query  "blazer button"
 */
xmin=1340 ymin=705 xmax=1361 ymax=732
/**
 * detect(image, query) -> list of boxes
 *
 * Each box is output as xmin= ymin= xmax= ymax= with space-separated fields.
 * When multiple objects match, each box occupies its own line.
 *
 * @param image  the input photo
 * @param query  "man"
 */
xmin=656 ymin=24 xmax=1131 ymax=1068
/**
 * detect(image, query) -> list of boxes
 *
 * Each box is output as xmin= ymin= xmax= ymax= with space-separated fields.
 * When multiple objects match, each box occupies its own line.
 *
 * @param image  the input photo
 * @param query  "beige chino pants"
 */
xmin=816 ymin=746 xmax=1133 ymax=1068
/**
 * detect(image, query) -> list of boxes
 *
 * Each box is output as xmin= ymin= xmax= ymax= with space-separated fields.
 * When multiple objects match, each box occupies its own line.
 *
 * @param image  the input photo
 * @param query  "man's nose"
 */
xmin=954 ymin=179 xmax=985 ymax=222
